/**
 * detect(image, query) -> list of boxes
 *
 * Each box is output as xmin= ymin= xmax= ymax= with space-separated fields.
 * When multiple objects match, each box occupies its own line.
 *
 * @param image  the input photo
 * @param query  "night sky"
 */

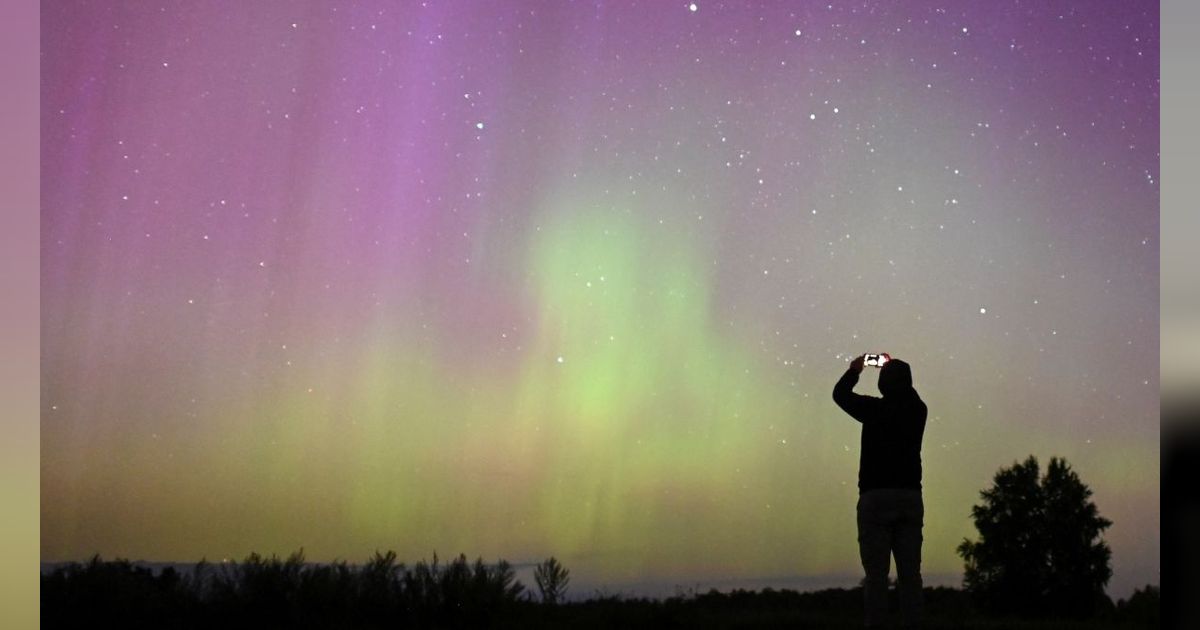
xmin=41 ymin=1 xmax=1158 ymax=597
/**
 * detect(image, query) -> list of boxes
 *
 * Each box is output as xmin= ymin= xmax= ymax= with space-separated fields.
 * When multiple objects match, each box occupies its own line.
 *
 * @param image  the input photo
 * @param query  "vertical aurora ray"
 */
xmin=512 ymin=185 xmax=772 ymax=575
xmin=42 ymin=1 xmax=1157 ymax=596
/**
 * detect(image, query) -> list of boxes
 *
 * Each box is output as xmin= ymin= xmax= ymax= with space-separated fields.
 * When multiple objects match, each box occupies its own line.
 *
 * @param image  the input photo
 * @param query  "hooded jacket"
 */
xmin=833 ymin=359 xmax=927 ymax=493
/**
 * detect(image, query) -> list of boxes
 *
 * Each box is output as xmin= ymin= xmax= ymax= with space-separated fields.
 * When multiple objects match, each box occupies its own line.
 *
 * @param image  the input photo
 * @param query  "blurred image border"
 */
xmin=0 ymin=0 xmax=40 ymax=628
xmin=1162 ymin=1 xmax=1198 ymax=628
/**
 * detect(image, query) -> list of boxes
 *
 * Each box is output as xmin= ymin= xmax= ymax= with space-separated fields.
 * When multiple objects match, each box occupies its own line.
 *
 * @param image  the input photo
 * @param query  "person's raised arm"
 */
xmin=833 ymin=354 xmax=880 ymax=423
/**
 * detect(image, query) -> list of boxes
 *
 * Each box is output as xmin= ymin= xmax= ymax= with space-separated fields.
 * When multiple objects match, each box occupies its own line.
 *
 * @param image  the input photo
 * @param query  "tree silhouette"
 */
xmin=534 ymin=556 xmax=570 ymax=605
xmin=957 ymin=455 xmax=1113 ymax=618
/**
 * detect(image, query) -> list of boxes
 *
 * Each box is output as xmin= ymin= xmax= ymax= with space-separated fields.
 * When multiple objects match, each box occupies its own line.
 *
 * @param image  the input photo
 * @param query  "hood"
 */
xmin=878 ymin=359 xmax=915 ymax=398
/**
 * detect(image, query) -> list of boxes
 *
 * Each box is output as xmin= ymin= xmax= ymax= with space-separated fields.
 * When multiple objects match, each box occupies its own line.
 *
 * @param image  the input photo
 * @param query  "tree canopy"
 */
xmin=957 ymin=455 xmax=1113 ymax=618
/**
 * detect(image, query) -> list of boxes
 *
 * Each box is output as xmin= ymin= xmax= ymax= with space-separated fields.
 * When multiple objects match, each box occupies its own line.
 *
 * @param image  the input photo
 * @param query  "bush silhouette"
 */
xmin=957 ymin=455 xmax=1113 ymax=618
xmin=42 ymin=546 xmax=1155 ymax=627
xmin=1114 ymin=584 xmax=1159 ymax=626
xmin=43 ymin=549 xmax=527 ymax=628
xmin=41 ymin=554 xmax=197 ymax=626
xmin=397 ymin=552 xmax=524 ymax=622
xmin=533 ymin=556 xmax=571 ymax=604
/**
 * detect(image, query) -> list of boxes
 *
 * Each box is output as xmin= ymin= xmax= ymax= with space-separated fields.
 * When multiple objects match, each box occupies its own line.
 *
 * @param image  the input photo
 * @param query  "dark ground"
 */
xmin=41 ymin=555 xmax=1159 ymax=629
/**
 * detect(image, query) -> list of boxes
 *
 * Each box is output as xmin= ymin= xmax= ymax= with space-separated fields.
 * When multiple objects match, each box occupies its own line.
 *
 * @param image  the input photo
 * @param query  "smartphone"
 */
xmin=864 ymin=353 xmax=891 ymax=367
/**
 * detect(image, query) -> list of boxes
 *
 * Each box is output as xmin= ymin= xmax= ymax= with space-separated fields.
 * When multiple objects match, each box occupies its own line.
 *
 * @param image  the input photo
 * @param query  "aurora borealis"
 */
xmin=41 ymin=1 xmax=1158 ymax=597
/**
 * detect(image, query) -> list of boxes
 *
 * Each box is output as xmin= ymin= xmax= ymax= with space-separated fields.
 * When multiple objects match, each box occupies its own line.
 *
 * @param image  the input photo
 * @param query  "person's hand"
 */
xmin=849 ymin=354 xmax=865 ymax=373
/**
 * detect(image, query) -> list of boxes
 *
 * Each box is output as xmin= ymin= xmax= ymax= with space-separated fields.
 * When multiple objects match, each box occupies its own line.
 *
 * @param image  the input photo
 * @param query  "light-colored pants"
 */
xmin=857 ymin=488 xmax=923 ymax=628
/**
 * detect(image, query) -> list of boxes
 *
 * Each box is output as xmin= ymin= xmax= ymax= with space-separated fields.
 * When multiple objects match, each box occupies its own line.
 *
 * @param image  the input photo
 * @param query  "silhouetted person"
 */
xmin=834 ymin=354 xmax=927 ymax=629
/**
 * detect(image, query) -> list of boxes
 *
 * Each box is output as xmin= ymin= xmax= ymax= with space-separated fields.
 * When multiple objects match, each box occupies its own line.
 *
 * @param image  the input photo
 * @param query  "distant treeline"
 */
xmin=41 ymin=550 xmax=1159 ymax=629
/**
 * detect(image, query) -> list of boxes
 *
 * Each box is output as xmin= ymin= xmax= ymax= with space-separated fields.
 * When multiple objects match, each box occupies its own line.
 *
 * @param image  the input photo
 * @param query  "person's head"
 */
xmin=877 ymin=359 xmax=914 ymax=398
